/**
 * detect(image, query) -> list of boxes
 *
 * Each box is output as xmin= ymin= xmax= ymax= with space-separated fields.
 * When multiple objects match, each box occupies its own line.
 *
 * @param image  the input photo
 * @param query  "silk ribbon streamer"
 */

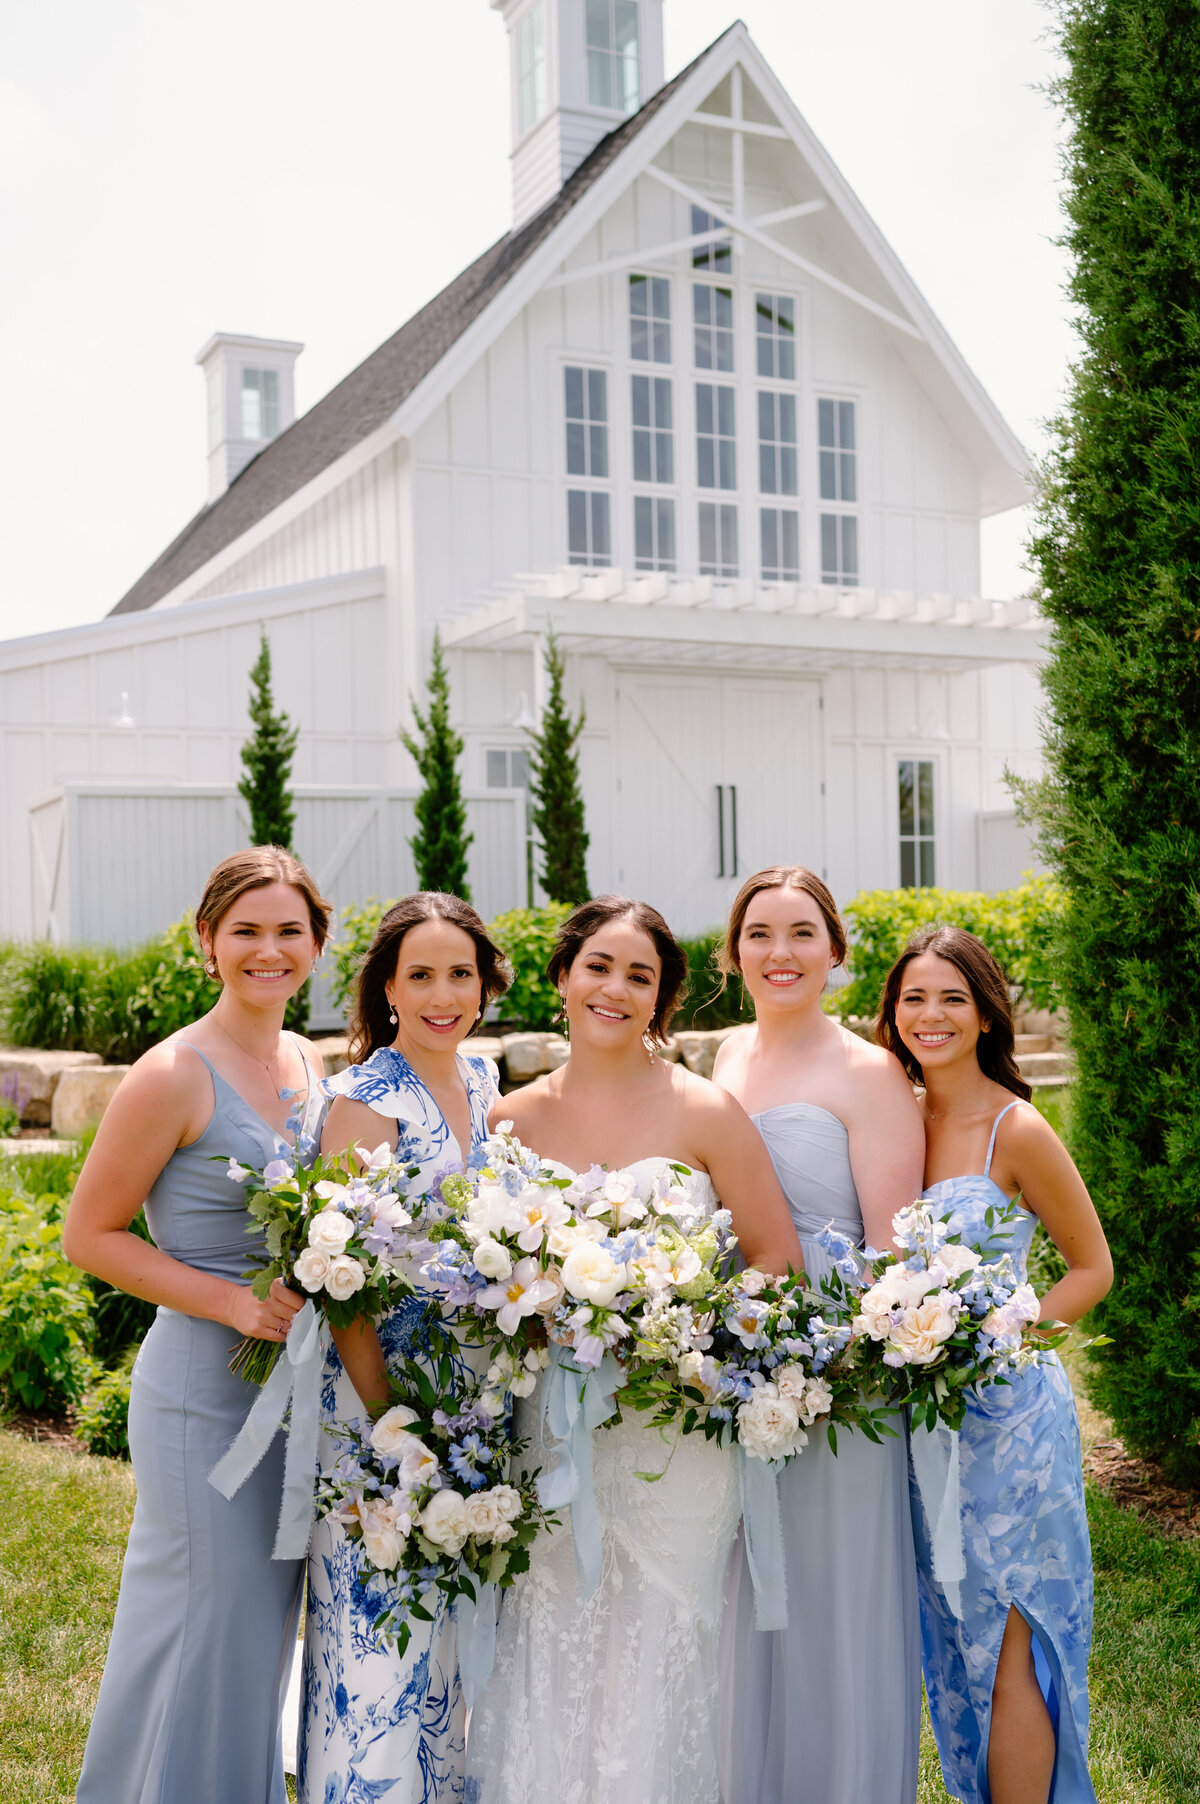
xmin=909 ymin=1415 xmax=965 ymax=1618
xmin=456 ymin=1582 xmax=499 ymax=1707
xmin=535 ymin=1343 xmax=626 ymax=1596
xmin=207 ymin=1298 xmax=329 ymax=1560
xmin=737 ymin=1448 xmax=789 ymax=1631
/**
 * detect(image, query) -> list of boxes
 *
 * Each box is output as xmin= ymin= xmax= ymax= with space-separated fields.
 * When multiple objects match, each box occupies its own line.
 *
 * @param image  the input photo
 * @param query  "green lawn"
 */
xmin=3 ymin=1407 xmax=1197 ymax=1804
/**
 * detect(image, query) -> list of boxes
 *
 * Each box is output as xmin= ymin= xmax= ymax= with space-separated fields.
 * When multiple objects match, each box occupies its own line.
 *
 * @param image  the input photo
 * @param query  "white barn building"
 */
xmin=0 ymin=5 xmax=1045 ymax=1022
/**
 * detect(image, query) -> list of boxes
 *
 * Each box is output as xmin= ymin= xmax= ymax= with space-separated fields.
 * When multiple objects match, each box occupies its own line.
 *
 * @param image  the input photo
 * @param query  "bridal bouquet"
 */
xmin=224 ymin=1141 xmax=420 ymax=1384
xmin=818 ymin=1200 xmax=1046 ymax=1432
xmin=313 ymin=1340 xmax=551 ymax=1654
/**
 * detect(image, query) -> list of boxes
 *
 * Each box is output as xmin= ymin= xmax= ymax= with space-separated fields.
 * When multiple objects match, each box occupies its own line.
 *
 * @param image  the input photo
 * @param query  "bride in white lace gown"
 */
xmin=465 ymin=897 xmax=802 ymax=1804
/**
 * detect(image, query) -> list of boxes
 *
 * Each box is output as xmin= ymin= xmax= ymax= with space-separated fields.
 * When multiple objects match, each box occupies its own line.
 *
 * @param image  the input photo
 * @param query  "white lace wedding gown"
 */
xmin=465 ymin=1160 xmax=741 ymax=1804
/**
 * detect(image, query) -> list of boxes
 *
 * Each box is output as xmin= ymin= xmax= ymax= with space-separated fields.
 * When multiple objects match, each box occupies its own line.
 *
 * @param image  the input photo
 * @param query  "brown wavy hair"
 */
xmin=875 ymin=924 xmax=1031 ymax=1100
xmin=348 ymin=893 xmax=512 ymax=1065
xmin=718 ymin=865 xmax=848 ymax=978
xmin=546 ymin=895 xmax=688 ymax=1047
xmin=196 ymin=846 xmax=332 ymax=976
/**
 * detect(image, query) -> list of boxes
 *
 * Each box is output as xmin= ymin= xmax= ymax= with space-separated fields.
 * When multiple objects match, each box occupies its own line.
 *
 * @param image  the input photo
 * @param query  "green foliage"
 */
xmin=329 ymin=898 xmax=394 ymax=1019
xmin=238 ymin=628 xmax=298 ymax=852
xmin=826 ymin=878 xmax=1065 ymax=1024
xmin=677 ymin=932 xmax=754 ymax=1031
xmin=0 ymin=1196 xmax=92 ymax=1411
xmin=127 ymin=914 xmax=212 ymax=1044
xmin=526 ymin=631 xmax=589 ymax=905
xmin=488 ymin=905 xmax=573 ymax=1030
xmin=1025 ymin=1 xmax=1200 ymax=1484
xmin=401 ymin=630 xmax=472 ymax=900
xmin=74 ymin=1347 xmax=137 ymax=1460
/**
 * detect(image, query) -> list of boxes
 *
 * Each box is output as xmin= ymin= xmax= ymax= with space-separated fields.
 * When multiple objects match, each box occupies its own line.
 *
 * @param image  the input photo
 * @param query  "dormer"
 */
xmin=195 ymin=331 xmax=304 ymax=502
xmin=493 ymin=0 xmax=666 ymax=229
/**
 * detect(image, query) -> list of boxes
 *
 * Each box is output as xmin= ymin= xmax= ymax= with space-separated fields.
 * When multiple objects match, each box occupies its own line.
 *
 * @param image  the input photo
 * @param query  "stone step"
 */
xmin=0 ymin=1136 xmax=77 ymax=1157
xmin=51 ymin=1065 xmax=131 ymax=1137
xmin=1016 ymin=1050 xmax=1073 ymax=1080
xmin=0 ymin=1046 xmax=103 ymax=1126
xmin=1014 ymin=1033 xmax=1055 ymax=1054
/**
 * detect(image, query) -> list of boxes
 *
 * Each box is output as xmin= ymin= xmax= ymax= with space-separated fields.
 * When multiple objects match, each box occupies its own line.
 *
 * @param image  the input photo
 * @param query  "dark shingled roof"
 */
xmin=110 ymin=31 xmax=732 ymax=616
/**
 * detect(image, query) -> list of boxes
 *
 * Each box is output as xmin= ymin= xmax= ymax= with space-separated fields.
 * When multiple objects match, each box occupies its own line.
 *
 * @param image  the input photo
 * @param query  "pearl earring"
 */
xmin=388 ymin=1004 xmax=397 ymax=1025
xmin=204 ymin=956 xmax=218 ymax=979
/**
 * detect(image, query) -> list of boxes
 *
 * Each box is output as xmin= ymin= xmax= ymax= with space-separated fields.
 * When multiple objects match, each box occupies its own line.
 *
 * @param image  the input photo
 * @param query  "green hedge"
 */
xmin=828 ymin=877 xmax=1064 ymax=1023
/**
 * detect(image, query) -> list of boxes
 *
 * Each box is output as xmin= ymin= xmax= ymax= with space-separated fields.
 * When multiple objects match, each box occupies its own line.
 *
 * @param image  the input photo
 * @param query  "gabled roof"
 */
xmin=109 ymin=32 xmax=732 ymax=617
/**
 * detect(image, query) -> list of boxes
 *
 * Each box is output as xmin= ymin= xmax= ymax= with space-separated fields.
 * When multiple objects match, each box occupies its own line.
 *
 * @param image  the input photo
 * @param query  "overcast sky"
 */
xmin=0 ymin=0 xmax=1072 ymax=641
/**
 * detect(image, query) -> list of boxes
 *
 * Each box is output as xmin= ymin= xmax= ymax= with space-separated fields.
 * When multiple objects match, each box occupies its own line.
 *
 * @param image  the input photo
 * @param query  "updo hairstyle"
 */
xmin=348 ymin=892 xmax=513 ymax=1065
xmin=546 ymin=895 xmax=688 ymax=1047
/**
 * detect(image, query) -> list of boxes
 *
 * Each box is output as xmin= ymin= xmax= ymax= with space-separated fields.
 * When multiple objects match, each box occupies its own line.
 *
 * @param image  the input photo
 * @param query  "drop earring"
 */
xmin=643 ymin=1032 xmax=657 ymax=1064
xmin=204 ymin=956 xmax=218 ymax=979
xmin=387 ymin=1000 xmax=397 ymax=1025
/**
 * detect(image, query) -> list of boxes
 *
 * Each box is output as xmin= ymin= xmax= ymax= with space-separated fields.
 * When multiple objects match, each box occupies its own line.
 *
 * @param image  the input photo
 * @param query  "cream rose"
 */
xmin=546 ymin=1217 xmax=604 ymax=1259
xmin=560 ymin=1241 xmax=627 ymax=1308
xmin=676 ymin=1350 xmax=705 ymax=1381
xmin=801 ymin=1377 xmax=834 ymax=1424
xmin=737 ymin=1384 xmax=807 ymax=1462
xmin=418 ymin=1489 xmax=469 ymax=1555
xmin=489 ymin=1483 xmax=522 ymax=1522
xmin=370 ymin=1404 xmax=421 ymax=1457
xmin=324 ymin=1254 xmax=367 ymax=1301
xmin=463 ymin=1486 xmax=521 ymax=1542
xmin=307 ymin=1208 xmax=356 ymax=1254
xmin=357 ymin=1499 xmax=409 ymax=1570
xmin=932 ymin=1243 xmax=983 ymax=1280
xmin=472 ymin=1237 xmax=513 ymax=1281
xmin=534 ymin=1262 xmax=566 ymax=1315
xmin=293 ymin=1246 xmax=332 ymax=1293
xmin=888 ymin=1293 xmax=959 ymax=1364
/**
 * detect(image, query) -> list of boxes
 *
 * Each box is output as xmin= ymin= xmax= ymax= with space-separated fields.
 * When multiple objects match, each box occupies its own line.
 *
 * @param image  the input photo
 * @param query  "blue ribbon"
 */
xmin=456 ymin=1581 xmax=498 ymax=1707
xmin=737 ymin=1448 xmax=789 ymax=1631
xmin=535 ymin=1343 xmax=626 ymax=1596
xmin=207 ymin=1298 xmax=328 ymax=1560
xmin=909 ymin=1416 xmax=965 ymax=1618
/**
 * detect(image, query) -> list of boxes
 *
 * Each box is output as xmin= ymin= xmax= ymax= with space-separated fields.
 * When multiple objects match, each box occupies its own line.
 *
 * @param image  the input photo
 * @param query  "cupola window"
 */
xmin=516 ymin=4 xmax=548 ymax=135
xmin=586 ymin=0 xmax=640 ymax=114
xmin=241 ymin=368 xmax=280 ymax=442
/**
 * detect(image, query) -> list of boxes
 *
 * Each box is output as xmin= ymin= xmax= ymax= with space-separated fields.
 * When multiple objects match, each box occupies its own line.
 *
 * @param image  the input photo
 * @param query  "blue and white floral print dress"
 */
xmin=911 ymin=1101 xmax=1096 ymax=1804
xmin=298 ymin=1045 xmax=499 ymax=1804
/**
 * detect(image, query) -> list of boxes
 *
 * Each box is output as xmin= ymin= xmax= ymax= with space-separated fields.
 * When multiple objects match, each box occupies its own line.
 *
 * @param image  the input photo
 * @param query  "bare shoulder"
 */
xmin=488 ymin=1073 xmax=555 ymax=1135
xmin=837 ymin=1025 xmax=913 ymax=1091
xmin=293 ymin=1032 xmax=326 ymax=1076
xmin=711 ymin=1024 xmax=753 ymax=1082
xmin=996 ymin=1097 xmax=1059 ymax=1157
xmin=674 ymin=1061 xmax=748 ymax=1123
xmin=123 ymin=1035 xmax=210 ymax=1102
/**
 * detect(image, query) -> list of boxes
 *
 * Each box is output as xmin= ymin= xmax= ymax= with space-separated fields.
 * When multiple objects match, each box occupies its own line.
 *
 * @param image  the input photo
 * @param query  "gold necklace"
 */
xmin=216 ymin=1021 xmax=291 ymax=1101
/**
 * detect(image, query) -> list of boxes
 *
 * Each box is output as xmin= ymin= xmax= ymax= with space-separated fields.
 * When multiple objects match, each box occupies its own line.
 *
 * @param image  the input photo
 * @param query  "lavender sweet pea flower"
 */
xmin=263 ymin=1156 xmax=295 ymax=1187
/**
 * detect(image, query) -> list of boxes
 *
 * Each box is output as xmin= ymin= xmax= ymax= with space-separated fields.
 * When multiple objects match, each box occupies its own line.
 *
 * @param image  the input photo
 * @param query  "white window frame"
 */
xmin=633 ymin=494 xmax=677 ymax=572
xmin=564 ymin=364 xmax=611 ymax=481
xmin=240 ymin=367 xmax=279 ymax=441
xmin=757 ymin=389 xmax=798 ymax=498
xmin=557 ymin=352 xmax=615 ymax=569
xmin=760 ymin=506 xmax=800 ymax=582
xmin=692 ymin=281 xmax=735 ymax=374
xmin=698 ymin=500 xmax=739 ymax=578
xmin=585 ymin=0 xmax=640 ymax=115
xmin=690 ymin=205 xmax=732 ymax=276
xmin=754 ymin=292 xmax=797 ymax=382
xmin=815 ymin=392 xmax=862 ymax=586
xmin=894 ymin=753 xmax=940 ymax=889
xmin=695 ymin=381 xmax=737 ymax=492
xmin=515 ymin=1 xmax=548 ymax=138
xmin=629 ymin=271 xmax=672 ymax=365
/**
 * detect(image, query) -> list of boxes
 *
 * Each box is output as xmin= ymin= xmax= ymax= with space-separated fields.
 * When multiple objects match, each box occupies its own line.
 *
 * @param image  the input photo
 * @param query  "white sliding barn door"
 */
xmin=614 ymin=670 xmax=823 ymax=937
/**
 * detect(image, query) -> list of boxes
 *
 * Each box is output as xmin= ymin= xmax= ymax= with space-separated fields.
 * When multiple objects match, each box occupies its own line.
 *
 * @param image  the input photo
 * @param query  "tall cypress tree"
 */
xmin=238 ymin=628 xmax=298 ymax=850
xmin=401 ymin=630 xmax=473 ymax=899
xmin=1028 ymin=0 xmax=1200 ymax=1482
xmin=238 ymin=628 xmax=307 ymax=1029
xmin=527 ymin=629 xmax=589 ymax=905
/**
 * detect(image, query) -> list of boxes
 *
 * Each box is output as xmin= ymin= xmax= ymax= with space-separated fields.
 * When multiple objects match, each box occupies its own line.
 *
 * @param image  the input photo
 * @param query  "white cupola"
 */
xmin=493 ymin=0 xmax=666 ymax=229
xmin=195 ymin=331 xmax=304 ymax=502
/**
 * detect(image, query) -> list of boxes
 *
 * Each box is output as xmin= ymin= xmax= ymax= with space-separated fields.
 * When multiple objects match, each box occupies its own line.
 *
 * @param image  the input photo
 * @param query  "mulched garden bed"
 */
xmin=1084 ymin=1437 xmax=1200 ymax=1539
xmin=3 ymin=1409 xmax=84 ymax=1454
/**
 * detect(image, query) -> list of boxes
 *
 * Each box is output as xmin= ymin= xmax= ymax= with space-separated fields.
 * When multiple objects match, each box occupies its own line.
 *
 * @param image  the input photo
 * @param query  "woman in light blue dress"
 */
xmin=713 ymin=865 xmax=925 ymax=1804
xmin=64 ymin=846 xmax=332 ymax=1804
xmin=299 ymin=892 xmax=511 ymax=1804
xmin=878 ymin=925 xmax=1112 ymax=1804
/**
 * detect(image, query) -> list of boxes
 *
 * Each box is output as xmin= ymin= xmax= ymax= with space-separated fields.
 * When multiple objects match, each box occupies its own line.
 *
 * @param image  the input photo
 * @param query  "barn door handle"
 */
xmin=729 ymin=784 xmax=739 ymax=878
xmin=716 ymin=785 xmax=725 ymax=878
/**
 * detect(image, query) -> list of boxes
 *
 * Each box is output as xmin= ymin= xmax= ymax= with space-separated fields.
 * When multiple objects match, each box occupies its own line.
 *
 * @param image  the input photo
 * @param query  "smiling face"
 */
xmin=385 ymin=917 xmax=483 ymax=1056
xmin=736 ymin=883 xmax=836 ymax=1014
xmin=561 ymin=916 xmax=661 ymax=1051
xmin=201 ymin=881 xmax=317 ymax=1010
xmin=892 ymin=950 xmax=989 ymax=1074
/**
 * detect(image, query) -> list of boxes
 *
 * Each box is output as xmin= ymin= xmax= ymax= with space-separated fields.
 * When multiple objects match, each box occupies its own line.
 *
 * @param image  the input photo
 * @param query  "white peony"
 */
xmin=472 ymin=1237 xmax=513 ymax=1281
xmin=418 ymin=1489 xmax=470 ymax=1555
xmin=463 ymin=1486 xmax=522 ymax=1542
xmin=560 ymin=1240 xmax=627 ymax=1308
xmin=293 ymin=1246 xmax=332 ymax=1293
xmin=773 ymin=1363 xmax=811 ymax=1404
xmin=490 ymin=1483 xmax=523 ymax=1522
xmin=737 ymin=1384 xmax=807 ymax=1462
xmin=357 ymin=1498 xmax=410 ymax=1570
xmin=324 ymin=1254 xmax=367 ymax=1301
xmin=370 ymin=1404 xmax=421 ymax=1457
xmin=308 ymin=1208 xmax=356 ymax=1254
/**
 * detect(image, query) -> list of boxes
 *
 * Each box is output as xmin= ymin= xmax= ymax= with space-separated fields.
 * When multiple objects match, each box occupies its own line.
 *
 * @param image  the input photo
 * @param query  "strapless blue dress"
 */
xmin=77 ymin=1042 xmax=322 ymax=1804
xmin=913 ymin=1102 xmax=1096 ymax=1803
xmin=718 ymin=1102 xmax=921 ymax=1804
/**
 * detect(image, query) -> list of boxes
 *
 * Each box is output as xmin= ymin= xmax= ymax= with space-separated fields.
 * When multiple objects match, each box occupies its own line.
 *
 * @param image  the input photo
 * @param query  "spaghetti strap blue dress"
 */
xmin=77 ymin=1040 xmax=323 ymax=1804
xmin=718 ymin=1102 xmax=921 ymax=1804
xmin=912 ymin=1101 xmax=1097 ymax=1804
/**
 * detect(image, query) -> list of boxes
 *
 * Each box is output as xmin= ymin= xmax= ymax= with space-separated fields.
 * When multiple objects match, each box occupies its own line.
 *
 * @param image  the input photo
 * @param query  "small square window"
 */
xmin=630 ymin=274 xmax=671 ymax=363
xmin=486 ymin=747 xmax=530 ymax=789
xmin=898 ymin=759 xmax=935 ymax=887
xmin=756 ymin=294 xmax=796 ymax=381
xmin=699 ymin=502 xmax=738 ymax=578
xmin=693 ymin=284 xmax=734 ymax=373
xmin=760 ymin=508 xmax=800 ymax=581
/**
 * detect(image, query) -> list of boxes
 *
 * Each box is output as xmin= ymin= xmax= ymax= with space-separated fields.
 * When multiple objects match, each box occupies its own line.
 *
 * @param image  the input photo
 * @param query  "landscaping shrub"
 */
xmin=127 ymin=915 xmax=212 ymax=1047
xmin=401 ymin=629 xmax=473 ymax=899
xmin=329 ymin=898 xmax=393 ymax=1020
xmin=829 ymin=877 xmax=1064 ymax=1023
xmin=677 ymin=932 xmax=754 ymax=1031
xmin=1027 ymin=0 xmax=1200 ymax=1483
xmin=489 ymin=905 xmax=573 ymax=1031
xmin=0 ymin=1197 xmax=92 ymax=1411
xmin=75 ymin=1346 xmax=137 ymax=1460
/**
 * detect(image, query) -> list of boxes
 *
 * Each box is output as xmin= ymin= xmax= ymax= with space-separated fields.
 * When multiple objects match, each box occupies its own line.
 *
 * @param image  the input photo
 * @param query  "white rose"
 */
xmin=855 ymin=1291 xmax=896 ymax=1341
xmin=308 ymin=1209 xmax=356 ymax=1254
xmin=463 ymin=1489 xmax=508 ymax=1541
xmin=677 ymin=1350 xmax=704 ymax=1381
xmin=888 ymin=1293 xmax=960 ymax=1364
xmin=357 ymin=1498 xmax=409 ymax=1570
xmin=773 ymin=1363 xmax=810 ymax=1403
xmin=489 ymin=1483 xmax=523 ymax=1522
xmin=418 ymin=1489 xmax=469 ymax=1554
xmin=293 ymin=1247 xmax=332 ymax=1293
xmin=546 ymin=1217 xmax=604 ymax=1259
xmin=370 ymin=1404 xmax=421 ymax=1457
xmin=472 ymin=1237 xmax=513 ymax=1281
xmin=739 ymin=1267 xmax=769 ymax=1297
xmin=535 ymin=1263 xmax=566 ymax=1315
xmin=933 ymin=1243 xmax=983 ymax=1280
xmin=324 ymin=1254 xmax=367 ymax=1301
xmin=801 ymin=1377 xmax=834 ymax=1424
xmin=561 ymin=1240 xmax=627 ymax=1308
xmin=737 ymin=1384 xmax=807 ymax=1462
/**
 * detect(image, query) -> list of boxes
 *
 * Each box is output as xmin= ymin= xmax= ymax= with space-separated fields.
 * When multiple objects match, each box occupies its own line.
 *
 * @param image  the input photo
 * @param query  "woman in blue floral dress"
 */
xmin=298 ymin=893 xmax=511 ymax=1804
xmin=878 ymin=926 xmax=1112 ymax=1804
